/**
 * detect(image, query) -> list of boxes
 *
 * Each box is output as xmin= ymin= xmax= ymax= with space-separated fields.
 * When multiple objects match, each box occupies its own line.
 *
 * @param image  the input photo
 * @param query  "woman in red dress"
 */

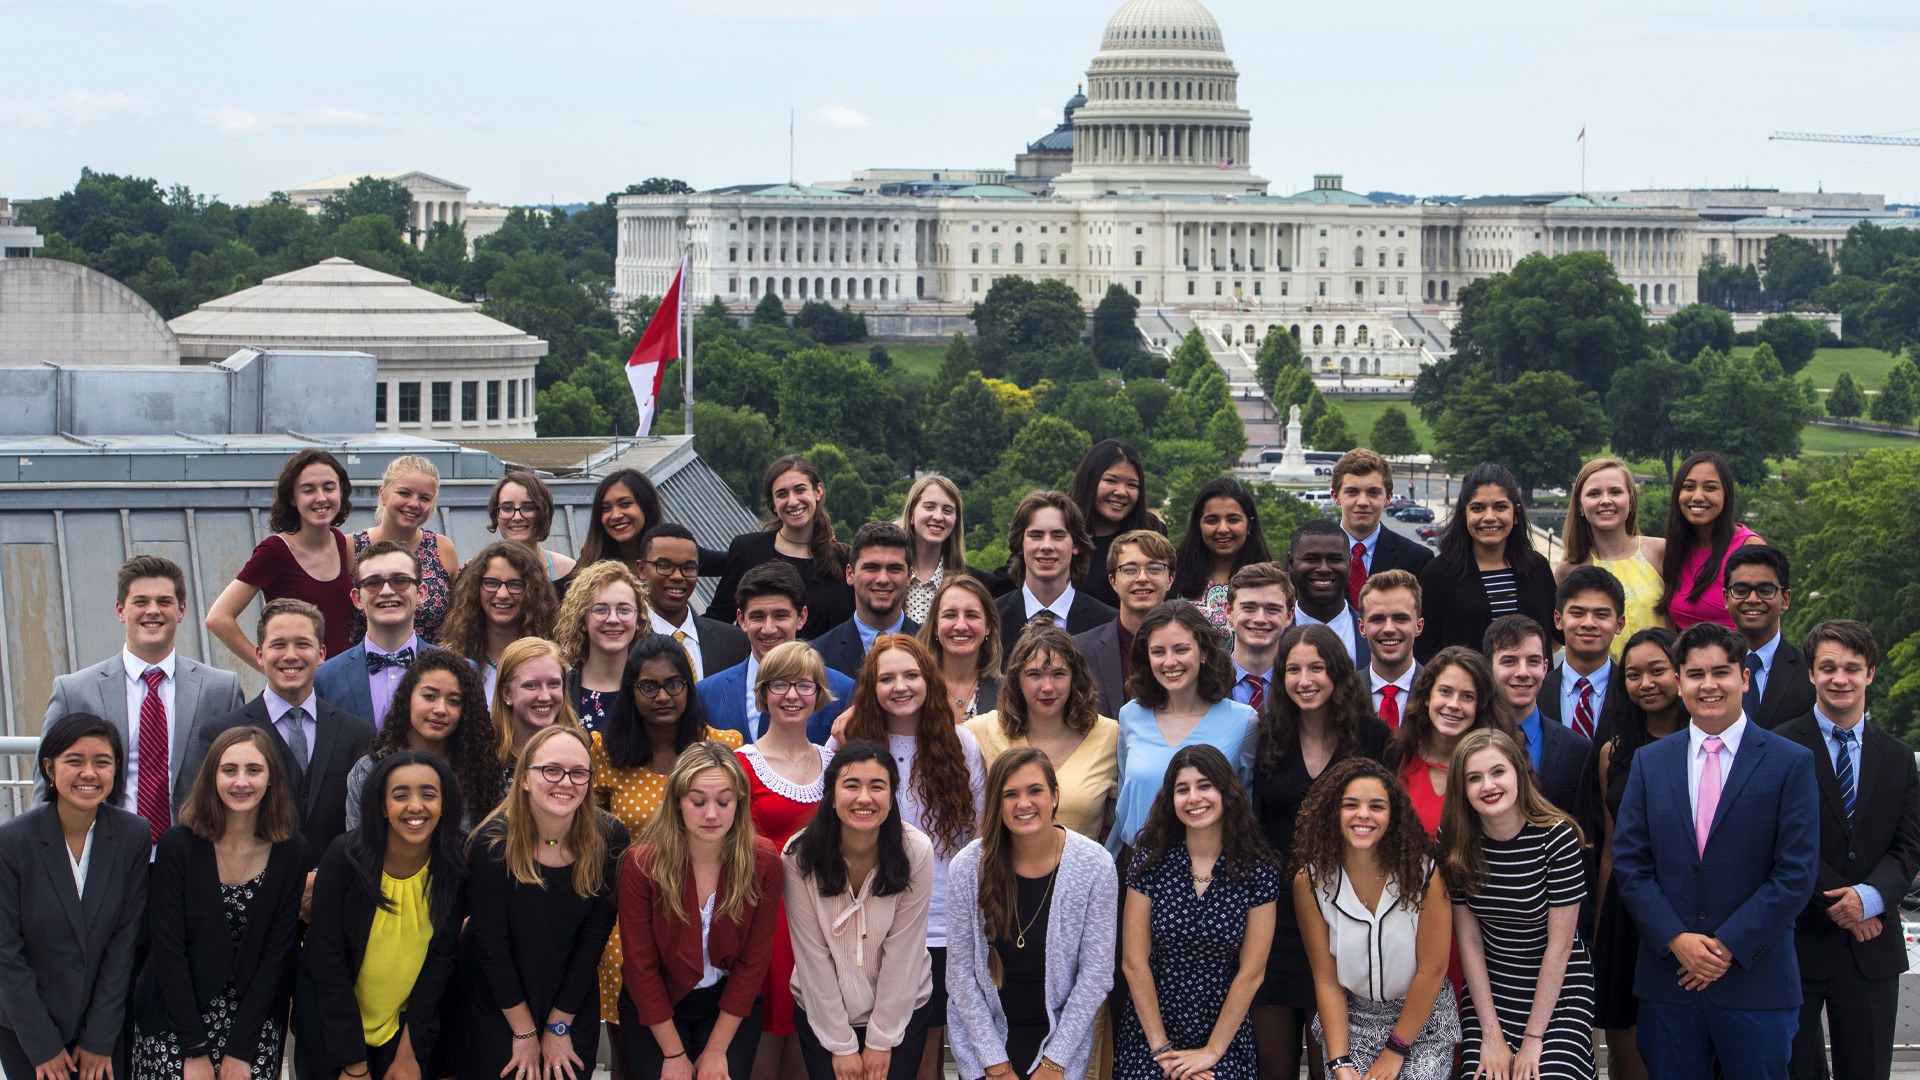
xmin=737 ymin=641 xmax=838 ymax=1080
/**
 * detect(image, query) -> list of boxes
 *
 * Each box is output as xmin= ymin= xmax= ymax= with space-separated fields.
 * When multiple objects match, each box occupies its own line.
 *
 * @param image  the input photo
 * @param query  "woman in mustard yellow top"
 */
xmin=298 ymin=751 xmax=467 ymax=1080
xmin=964 ymin=626 xmax=1119 ymax=841
xmin=1557 ymin=457 xmax=1669 ymax=656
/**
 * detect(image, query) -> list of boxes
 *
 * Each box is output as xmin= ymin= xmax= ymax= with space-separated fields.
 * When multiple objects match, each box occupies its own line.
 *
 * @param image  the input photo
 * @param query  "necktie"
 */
xmin=1834 ymin=726 xmax=1858 ymax=825
xmin=1572 ymin=676 xmax=1596 ymax=740
xmin=1030 ymin=610 xmax=1059 ymax=628
xmin=282 ymin=706 xmax=310 ymax=775
xmin=1244 ymin=673 xmax=1265 ymax=713
xmin=1377 ymin=684 xmax=1400 ymax=729
xmin=1743 ymin=653 xmax=1764 ymax=717
xmin=366 ymin=647 xmax=415 ymax=674
xmin=136 ymin=668 xmax=170 ymax=843
xmin=1696 ymin=735 xmax=1724 ymax=856
xmin=1348 ymin=542 xmax=1367 ymax=607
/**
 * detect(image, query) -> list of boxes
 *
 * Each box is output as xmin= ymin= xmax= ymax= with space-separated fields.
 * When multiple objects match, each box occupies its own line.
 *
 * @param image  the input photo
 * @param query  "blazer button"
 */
xmin=1848 ymin=852 xmax=1857 ymax=861
xmin=1698 ymin=912 xmax=1708 ymax=920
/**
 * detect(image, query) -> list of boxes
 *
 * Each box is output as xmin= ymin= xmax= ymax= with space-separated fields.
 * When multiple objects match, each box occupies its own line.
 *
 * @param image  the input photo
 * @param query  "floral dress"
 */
xmin=130 ymin=869 xmax=283 ymax=1078
xmin=351 ymin=529 xmax=453 ymax=644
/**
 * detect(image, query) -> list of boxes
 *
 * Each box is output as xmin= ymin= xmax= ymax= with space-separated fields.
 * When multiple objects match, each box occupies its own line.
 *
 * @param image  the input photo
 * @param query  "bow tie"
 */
xmin=366 ymin=647 xmax=415 ymax=673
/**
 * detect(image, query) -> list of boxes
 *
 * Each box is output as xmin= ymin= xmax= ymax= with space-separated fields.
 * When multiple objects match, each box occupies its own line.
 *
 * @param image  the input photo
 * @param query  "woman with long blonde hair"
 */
xmin=1556 ymin=457 xmax=1668 ymax=654
xmin=620 ymin=742 xmax=783 ymax=1079
xmin=898 ymin=474 xmax=984 ymax=625
xmin=490 ymin=637 xmax=579 ymax=769
xmin=351 ymin=454 xmax=460 ymax=644
xmin=553 ymin=560 xmax=647 ymax=732
xmin=453 ymin=725 xmax=626 ymax=1080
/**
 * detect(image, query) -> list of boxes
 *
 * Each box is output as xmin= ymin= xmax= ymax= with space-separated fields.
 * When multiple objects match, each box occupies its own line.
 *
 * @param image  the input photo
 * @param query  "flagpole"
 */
xmin=680 ymin=247 xmax=694 ymax=438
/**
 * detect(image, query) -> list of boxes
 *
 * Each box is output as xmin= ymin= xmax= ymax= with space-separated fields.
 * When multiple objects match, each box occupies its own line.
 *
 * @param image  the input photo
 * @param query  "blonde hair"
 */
xmin=1561 ymin=457 xmax=1641 ymax=567
xmin=754 ymin=640 xmax=836 ymax=717
xmin=634 ymin=743 xmax=763 ymax=924
xmin=552 ymin=561 xmax=648 ymax=669
xmin=490 ymin=637 xmax=579 ymax=765
xmin=896 ymin=474 xmax=969 ymax=581
xmin=374 ymin=455 xmax=440 ymax=526
xmin=478 ymin=725 xmax=611 ymax=897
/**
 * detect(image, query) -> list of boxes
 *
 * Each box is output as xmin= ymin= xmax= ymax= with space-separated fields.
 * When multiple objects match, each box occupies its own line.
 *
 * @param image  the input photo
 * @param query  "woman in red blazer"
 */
xmin=619 ymin=741 xmax=783 ymax=1080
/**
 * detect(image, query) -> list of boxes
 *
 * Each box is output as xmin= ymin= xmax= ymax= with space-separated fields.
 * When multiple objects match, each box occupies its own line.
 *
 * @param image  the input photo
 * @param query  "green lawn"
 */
xmin=1326 ymin=395 xmax=1433 ymax=453
xmin=839 ymin=341 xmax=950 ymax=379
xmin=1796 ymin=422 xmax=1919 ymax=456
xmin=1733 ymin=345 xmax=1898 ymax=392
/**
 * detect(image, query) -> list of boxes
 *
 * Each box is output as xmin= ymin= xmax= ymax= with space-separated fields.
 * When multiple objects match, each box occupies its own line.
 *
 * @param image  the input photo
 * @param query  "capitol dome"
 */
xmin=1099 ymin=0 xmax=1226 ymax=53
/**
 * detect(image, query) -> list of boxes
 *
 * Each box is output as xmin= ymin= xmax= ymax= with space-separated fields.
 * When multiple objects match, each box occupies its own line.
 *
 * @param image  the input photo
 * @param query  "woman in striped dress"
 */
xmin=1441 ymin=729 xmax=1595 ymax=1080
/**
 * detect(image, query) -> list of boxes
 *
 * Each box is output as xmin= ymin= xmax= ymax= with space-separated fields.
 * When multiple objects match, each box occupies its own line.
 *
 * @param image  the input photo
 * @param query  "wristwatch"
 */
xmin=545 ymin=1020 xmax=571 ymax=1037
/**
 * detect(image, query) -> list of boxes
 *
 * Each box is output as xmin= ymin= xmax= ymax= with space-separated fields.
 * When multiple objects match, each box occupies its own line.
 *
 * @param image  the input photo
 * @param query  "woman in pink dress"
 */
xmin=1656 ymin=451 xmax=1764 ymax=630
xmin=737 ymin=641 xmax=838 ymax=1080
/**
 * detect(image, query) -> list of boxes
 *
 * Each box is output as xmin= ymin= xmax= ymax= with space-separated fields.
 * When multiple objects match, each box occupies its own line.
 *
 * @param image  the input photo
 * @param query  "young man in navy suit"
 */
xmin=1225 ymin=562 xmax=1292 ymax=711
xmin=314 ymin=540 xmax=422 ymax=729
xmin=1612 ymin=622 xmax=1818 ymax=1080
xmin=994 ymin=490 xmax=1117 ymax=661
xmin=1331 ymin=448 xmax=1432 ymax=602
xmin=1287 ymin=519 xmax=1368 ymax=669
xmin=1542 ymin=565 xmax=1627 ymax=741
xmin=1485 ymin=614 xmax=1595 ymax=843
xmin=813 ymin=521 xmax=918 ymax=681
xmin=696 ymin=561 xmax=852 ymax=744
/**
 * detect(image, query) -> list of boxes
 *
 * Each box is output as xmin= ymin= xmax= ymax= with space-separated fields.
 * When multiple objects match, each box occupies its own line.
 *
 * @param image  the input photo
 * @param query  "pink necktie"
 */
xmin=1695 ymin=735 xmax=1724 ymax=856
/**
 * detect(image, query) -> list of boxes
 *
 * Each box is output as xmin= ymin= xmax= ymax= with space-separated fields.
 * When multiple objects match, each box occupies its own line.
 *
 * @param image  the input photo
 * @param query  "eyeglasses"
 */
xmin=1726 ymin=583 xmax=1783 ymax=600
xmin=646 ymin=558 xmax=700 ymax=578
xmin=590 ymin=603 xmax=638 ymax=620
xmin=637 ymin=677 xmax=689 ymax=698
xmin=498 ymin=503 xmax=541 ymax=519
xmin=530 ymin=764 xmax=592 ymax=786
xmin=481 ymin=577 xmax=527 ymax=595
xmin=356 ymin=574 xmax=420 ymax=593
xmin=1112 ymin=561 xmax=1170 ymax=580
xmin=769 ymin=679 xmax=819 ymax=697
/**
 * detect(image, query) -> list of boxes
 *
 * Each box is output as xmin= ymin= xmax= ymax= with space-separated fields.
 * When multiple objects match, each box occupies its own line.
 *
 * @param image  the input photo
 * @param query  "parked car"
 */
xmin=1385 ymin=496 xmax=1416 ymax=515
xmin=1392 ymin=505 xmax=1435 ymax=523
xmin=1416 ymin=524 xmax=1440 ymax=544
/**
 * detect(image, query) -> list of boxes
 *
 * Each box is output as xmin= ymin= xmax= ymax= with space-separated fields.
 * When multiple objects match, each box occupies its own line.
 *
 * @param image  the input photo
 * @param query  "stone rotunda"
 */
xmin=1051 ymin=0 xmax=1270 ymax=198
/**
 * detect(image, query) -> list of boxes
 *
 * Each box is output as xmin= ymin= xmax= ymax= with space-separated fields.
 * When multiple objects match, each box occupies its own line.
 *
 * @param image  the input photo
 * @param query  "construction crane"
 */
xmin=1770 ymin=131 xmax=1920 ymax=147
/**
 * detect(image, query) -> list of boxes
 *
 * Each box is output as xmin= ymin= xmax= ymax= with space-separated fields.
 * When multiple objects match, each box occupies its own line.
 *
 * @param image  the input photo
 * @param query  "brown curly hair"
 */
xmin=1127 ymin=743 xmax=1274 ymax=888
xmin=996 ymin=626 xmax=1102 ymax=738
xmin=440 ymin=540 xmax=560 ymax=665
xmin=1257 ymin=624 xmax=1371 ymax=772
xmin=1292 ymin=756 xmax=1432 ymax=911
xmin=839 ymin=634 xmax=977 ymax=857
xmin=1387 ymin=646 xmax=1515 ymax=767
xmin=1126 ymin=601 xmax=1234 ymax=708
xmin=552 ymin=560 xmax=648 ymax=669
xmin=367 ymin=649 xmax=505 ymax=824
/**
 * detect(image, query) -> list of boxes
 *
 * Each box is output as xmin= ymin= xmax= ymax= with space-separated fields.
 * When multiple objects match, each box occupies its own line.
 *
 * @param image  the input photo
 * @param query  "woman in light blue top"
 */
xmin=947 ymin=747 xmax=1118 ymax=1080
xmin=1108 ymin=602 xmax=1257 ymax=855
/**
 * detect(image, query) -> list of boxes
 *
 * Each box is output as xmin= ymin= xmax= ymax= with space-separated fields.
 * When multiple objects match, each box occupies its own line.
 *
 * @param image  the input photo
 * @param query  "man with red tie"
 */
xmin=1331 ymin=448 xmax=1432 ymax=609
xmin=39 ymin=555 xmax=245 ymax=839
xmin=1543 ymin=565 xmax=1627 ymax=741
xmin=1225 ymin=562 xmax=1293 ymax=711
xmin=1358 ymin=569 xmax=1423 ymax=728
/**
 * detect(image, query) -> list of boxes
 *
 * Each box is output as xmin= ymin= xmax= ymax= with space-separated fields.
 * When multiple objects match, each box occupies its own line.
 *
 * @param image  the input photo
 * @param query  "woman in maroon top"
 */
xmin=207 ymin=449 xmax=358 ymax=665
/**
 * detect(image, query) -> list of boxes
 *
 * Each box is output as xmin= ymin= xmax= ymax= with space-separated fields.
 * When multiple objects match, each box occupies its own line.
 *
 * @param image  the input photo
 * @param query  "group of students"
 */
xmin=2 ymin=435 xmax=1913 ymax=1080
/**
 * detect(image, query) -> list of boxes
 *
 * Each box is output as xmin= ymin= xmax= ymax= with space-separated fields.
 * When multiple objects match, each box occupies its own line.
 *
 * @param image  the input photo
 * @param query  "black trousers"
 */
xmin=618 ymin=981 xmax=761 ymax=1080
xmin=1790 ymin=965 xmax=1900 ymax=1080
xmin=793 ymin=1002 xmax=936 ymax=1080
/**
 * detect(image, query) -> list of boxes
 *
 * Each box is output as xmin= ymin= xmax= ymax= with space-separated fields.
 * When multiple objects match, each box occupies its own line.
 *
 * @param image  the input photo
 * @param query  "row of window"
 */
xmin=730 ymin=246 xmax=901 ymax=264
xmin=374 ymin=378 xmax=531 ymax=426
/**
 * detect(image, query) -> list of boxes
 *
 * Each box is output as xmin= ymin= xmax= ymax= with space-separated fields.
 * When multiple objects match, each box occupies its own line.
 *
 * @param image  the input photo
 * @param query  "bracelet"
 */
xmin=1039 ymin=1056 xmax=1066 ymax=1075
xmin=511 ymin=1027 xmax=538 ymax=1041
xmin=1523 ymin=1030 xmax=1546 ymax=1040
xmin=662 ymin=1049 xmax=688 ymax=1060
xmin=1383 ymin=1029 xmax=1414 ymax=1056
xmin=1326 ymin=1056 xmax=1357 ymax=1074
xmin=1149 ymin=1041 xmax=1174 ymax=1057
xmin=343 ymin=1070 xmax=369 ymax=1078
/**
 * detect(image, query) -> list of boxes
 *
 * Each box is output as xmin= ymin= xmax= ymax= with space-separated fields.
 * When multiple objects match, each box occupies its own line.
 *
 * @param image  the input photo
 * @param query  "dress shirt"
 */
xmin=1749 ymin=631 xmax=1783 ymax=703
xmin=743 ymin=654 xmax=762 ymax=742
xmin=1814 ymin=708 xmax=1884 ymax=919
xmin=855 ymin=610 xmax=908 ymax=654
xmin=68 ymin=821 xmax=96 ymax=899
xmin=1560 ymin=658 xmax=1613 ymax=730
xmin=1369 ymin=664 xmax=1416 ymax=719
xmin=1295 ymin=603 xmax=1358 ymax=661
xmin=651 ymin=610 xmax=704 ymax=680
xmin=264 ymin=686 xmax=320 ymax=765
xmin=1230 ymin=659 xmax=1275 ymax=707
xmin=1343 ymin=525 xmax=1382 ymax=574
xmin=121 ymin=648 xmax=177 ymax=814
xmin=1022 ymin=581 xmax=1077 ymax=624
xmin=1687 ymin=715 xmax=1750 ymax=811
xmin=365 ymin=633 xmax=418 ymax=728
xmin=1516 ymin=707 xmax=1545 ymax=773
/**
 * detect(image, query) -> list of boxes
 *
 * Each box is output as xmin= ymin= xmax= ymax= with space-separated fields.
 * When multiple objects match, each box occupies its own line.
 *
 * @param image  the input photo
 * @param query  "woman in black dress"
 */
xmin=1066 ymin=439 xmax=1163 ymax=609
xmin=706 ymin=454 xmax=854 ymax=638
xmin=1591 ymin=628 xmax=1683 ymax=1080
xmin=1251 ymin=625 xmax=1391 ymax=1080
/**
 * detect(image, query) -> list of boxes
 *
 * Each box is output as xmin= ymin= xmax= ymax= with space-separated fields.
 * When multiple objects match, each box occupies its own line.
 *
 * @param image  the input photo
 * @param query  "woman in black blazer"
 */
xmin=132 ymin=725 xmax=309 ymax=1079
xmin=0 ymin=711 xmax=151 ymax=1080
xmin=704 ymin=454 xmax=853 ymax=638
xmin=1415 ymin=463 xmax=1557 ymax=663
xmin=298 ymin=750 xmax=467 ymax=1080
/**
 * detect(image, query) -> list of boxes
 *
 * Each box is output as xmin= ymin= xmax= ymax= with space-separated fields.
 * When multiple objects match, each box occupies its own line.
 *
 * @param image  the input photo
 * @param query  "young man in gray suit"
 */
xmin=40 ymin=554 xmax=245 ymax=835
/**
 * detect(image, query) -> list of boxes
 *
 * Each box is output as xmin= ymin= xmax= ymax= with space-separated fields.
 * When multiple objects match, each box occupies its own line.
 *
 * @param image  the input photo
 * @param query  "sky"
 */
xmin=4 ymin=0 xmax=1915 ymax=208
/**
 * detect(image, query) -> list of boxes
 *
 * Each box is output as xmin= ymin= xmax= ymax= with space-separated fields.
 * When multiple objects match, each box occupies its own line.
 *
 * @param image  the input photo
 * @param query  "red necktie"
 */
xmin=1572 ymin=676 xmax=1595 ymax=740
xmin=1348 ymin=542 xmax=1367 ymax=607
xmin=1244 ymin=673 xmax=1265 ymax=712
xmin=137 ymin=668 xmax=170 ymax=842
xmin=1377 ymin=684 xmax=1400 ymax=729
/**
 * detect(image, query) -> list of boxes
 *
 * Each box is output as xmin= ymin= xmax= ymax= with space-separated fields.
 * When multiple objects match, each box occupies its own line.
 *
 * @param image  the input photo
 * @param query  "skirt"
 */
xmin=1312 ymin=986 xmax=1461 ymax=1080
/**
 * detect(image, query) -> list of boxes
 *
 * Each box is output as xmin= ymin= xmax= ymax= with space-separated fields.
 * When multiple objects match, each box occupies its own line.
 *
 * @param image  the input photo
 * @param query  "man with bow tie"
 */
xmin=316 ymin=540 xmax=429 ymax=727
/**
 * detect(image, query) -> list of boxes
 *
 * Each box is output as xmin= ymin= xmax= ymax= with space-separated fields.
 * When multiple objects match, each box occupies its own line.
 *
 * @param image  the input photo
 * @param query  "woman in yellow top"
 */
xmin=589 ymin=633 xmax=744 ymax=1073
xmin=1557 ymin=457 xmax=1669 ymax=656
xmin=964 ymin=625 xmax=1119 ymax=841
xmin=298 ymin=750 xmax=467 ymax=1080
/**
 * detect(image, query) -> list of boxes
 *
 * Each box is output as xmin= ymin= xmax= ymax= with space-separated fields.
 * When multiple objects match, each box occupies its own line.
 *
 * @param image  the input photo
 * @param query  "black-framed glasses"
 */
xmin=646 ymin=558 xmax=700 ymax=578
xmin=498 ymin=503 xmax=541 ymax=519
xmin=1726 ymin=582 xmax=1782 ymax=600
xmin=637 ymin=677 xmax=689 ymax=698
xmin=530 ymin=764 xmax=592 ymax=786
xmin=356 ymin=574 xmax=420 ymax=593
xmin=481 ymin=577 xmax=527 ymax=595
xmin=769 ymin=679 xmax=819 ymax=697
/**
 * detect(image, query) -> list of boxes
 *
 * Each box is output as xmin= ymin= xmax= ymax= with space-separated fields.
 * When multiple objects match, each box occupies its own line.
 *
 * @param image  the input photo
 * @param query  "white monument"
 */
xmin=1268 ymin=404 xmax=1321 ymax=484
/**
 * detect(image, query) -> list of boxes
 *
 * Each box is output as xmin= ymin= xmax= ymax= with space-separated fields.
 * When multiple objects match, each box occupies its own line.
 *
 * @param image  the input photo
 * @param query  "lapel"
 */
xmin=1855 ymin=723 xmax=1888 ymax=828
xmin=171 ymin=660 xmax=203 ymax=787
xmin=32 ymin=808 xmax=88 ymax=942
xmin=304 ymin=702 xmax=340 ymax=815
xmin=1348 ymin=609 xmax=1370 ymax=670
xmin=1804 ymin=721 xmax=1851 ymax=834
xmin=1706 ymin=728 xmax=1768 ymax=849
xmin=1540 ymin=668 xmax=1565 ymax=723
xmin=76 ymin=814 xmax=120 ymax=930
xmin=1759 ymin=643 xmax=1802 ymax=721
xmin=94 ymin=656 xmax=130 ymax=730
xmin=1660 ymin=735 xmax=1696 ymax=838
xmin=251 ymin=699 xmax=305 ymax=792
xmin=347 ymin=647 xmax=376 ymax=723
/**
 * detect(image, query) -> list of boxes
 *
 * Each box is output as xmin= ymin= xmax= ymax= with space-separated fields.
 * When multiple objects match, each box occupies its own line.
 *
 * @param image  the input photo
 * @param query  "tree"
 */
xmin=1144 ymin=439 xmax=1224 ymax=526
xmin=319 ymin=176 xmax=414 ymax=235
xmin=1665 ymin=303 xmax=1736 ymax=363
xmin=1606 ymin=356 xmax=1703 ymax=481
xmin=1761 ymin=234 xmax=1834 ymax=306
xmin=1370 ymin=406 xmax=1421 ymax=457
xmin=1872 ymin=355 xmax=1920 ymax=427
xmin=1432 ymin=370 xmax=1607 ymax=497
xmin=1698 ymin=253 xmax=1766 ymax=311
xmin=1838 ymin=220 xmax=1920 ymax=282
xmin=775 ymin=348 xmax=892 ymax=455
xmin=1125 ymin=380 xmax=1174 ymax=433
xmin=1001 ymin=415 xmax=1092 ymax=491
xmin=1669 ymin=346 xmax=1820 ymax=485
xmin=1448 ymin=251 xmax=1649 ymax=398
xmin=1827 ymin=370 xmax=1866 ymax=420
xmin=1254 ymin=329 xmax=1304 ymax=398
xmin=1250 ymin=484 xmax=1320 ymax=552
xmin=971 ymin=278 xmax=1084 ymax=372
xmin=804 ymin=443 xmax=875 ymax=537
xmin=1310 ymin=405 xmax=1356 ymax=452
xmin=1753 ymin=314 xmax=1822 ymax=374
xmin=1166 ymin=328 xmax=1211 ymax=388
xmin=691 ymin=402 xmax=778 ymax=504
xmin=793 ymin=301 xmax=866 ymax=344
xmin=1268 ymin=364 xmax=1315 ymax=418
xmin=1205 ymin=406 xmax=1247 ymax=465
xmin=566 ymin=353 xmax=640 ymax=434
xmin=624 ymin=178 xmax=696 ymax=196
xmin=926 ymin=373 xmax=1010 ymax=485
xmin=1180 ymin=364 xmax=1233 ymax=425
xmin=1043 ymin=343 xmax=1100 ymax=385
xmin=535 ymin=382 xmax=609 ymax=437
xmin=1859 ymin=259 xmax=1920 ymax=354
xmin=1091 ymin=283 xmax=1143 ymax=370
xmin=751 ymin=291 xmax=788 ymax=326
xmin=930 ymin=333 xmax=976 ymax=407
xmin=1055 ymin=382 xmax=1145 ymax=446
xmin=868 ymin=344 xmax=893 ymax=372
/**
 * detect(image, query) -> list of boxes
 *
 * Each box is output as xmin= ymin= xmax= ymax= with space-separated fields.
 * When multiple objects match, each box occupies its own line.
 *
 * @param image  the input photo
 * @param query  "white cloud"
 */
xmin=299 ymin=105 xmax=386 ymax=129
xmin=199 ymin=104 xmax=262 ymax=136
xmin=197 ymin=103 xmax=390 ymax=137
xmin=0 ymin=89 xmax=148 ymax=129
xmin=811 ymin=104 xmax=869 ymax=129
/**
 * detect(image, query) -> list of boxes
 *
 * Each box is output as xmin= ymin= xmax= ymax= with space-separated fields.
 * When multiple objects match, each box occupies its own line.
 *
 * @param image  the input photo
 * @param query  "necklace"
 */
xmin=1014 ymin=864 xmax=1058 ymax=950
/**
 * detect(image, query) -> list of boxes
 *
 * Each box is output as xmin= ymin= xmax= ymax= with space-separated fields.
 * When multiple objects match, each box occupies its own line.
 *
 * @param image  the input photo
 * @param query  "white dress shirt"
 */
xmin=68 ymin=822 xmax=96 ymax=899
xmin=1295 ymin=603 xmax=1359 ymax=663
xmin=652 ymin=609 xmax=704 ymax=680
xmin=121 ymin=648 xmax=178 ymax=814
xmin=1687 ymin=714 xmax=1749 ymax=813
xmin=1022 ymin=581 xmax=1077 ymax=624
xmin=1369 ymin=663 xmax=1416 ymax=718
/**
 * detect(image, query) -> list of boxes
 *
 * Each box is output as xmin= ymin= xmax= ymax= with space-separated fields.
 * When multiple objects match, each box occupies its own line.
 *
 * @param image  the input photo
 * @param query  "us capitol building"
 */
xmin=614 ymin=0 xmax=1698 ymax=375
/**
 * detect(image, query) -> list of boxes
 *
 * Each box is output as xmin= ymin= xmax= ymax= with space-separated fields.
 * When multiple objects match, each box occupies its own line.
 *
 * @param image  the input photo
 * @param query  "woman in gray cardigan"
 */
xmin=947 ymin=746 xmax=1118 ymax=1080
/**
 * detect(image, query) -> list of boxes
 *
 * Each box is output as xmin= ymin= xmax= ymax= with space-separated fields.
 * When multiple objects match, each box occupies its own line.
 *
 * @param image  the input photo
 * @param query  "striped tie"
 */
xmin=1834 ymin=726 xmax=1858 ymax=825
xmin=136 ymin=668 xmax=170 ymax=843
xmin=1572 ymin=676 xmax=1596 ymax=740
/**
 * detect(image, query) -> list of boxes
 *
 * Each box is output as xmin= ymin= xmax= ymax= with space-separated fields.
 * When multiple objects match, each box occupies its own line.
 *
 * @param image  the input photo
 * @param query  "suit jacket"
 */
xmin=1298 ymin=607 xmax=1371 ymax=672
xmin=618 ymin=838 xmax=783 ymax=1025
xmin=1074 ymin=620 xmax=1130 ymax=720
xmin=314 ymin=641 xmax=382 ymax=729
xmin=183 ymin=694 xmax=373 ymax=870
xmin=1611 ymin=721 xmax=1818 ymax=1009
xmin=1541 ymin=662 xmax=1628 ymax=743
xmin=694 ymin=617 xmax=751 ymax=679
xmin=697 ymin=655 xmax=855 ymax=746
xmin=1778 ymin=710 xmax=1920 ymax=981
xmin=1368 ymin=525 xmax=1435 ymax=577
xmin=40 ymin=653 xmax=246 ymax=809
xmin=1752 ymin=640 xmax=1817 ymax=731
xmin=1530 ymin=712 xmax=1600 ymax=934
xmin=996 ymin=590 xmax=1119 ymax=663
xmin=1413 ymin=551 xmax=1557 ymax=664
xmin=132 ymin=827 xmax=309 ymax=1063
xmin=0 ymin=803 xmax=151 ymax=1065
xmin=814 ymin=615 xmax=922 ymax=682
xmin=298 ymin=835 xmax=462 ymax=1070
